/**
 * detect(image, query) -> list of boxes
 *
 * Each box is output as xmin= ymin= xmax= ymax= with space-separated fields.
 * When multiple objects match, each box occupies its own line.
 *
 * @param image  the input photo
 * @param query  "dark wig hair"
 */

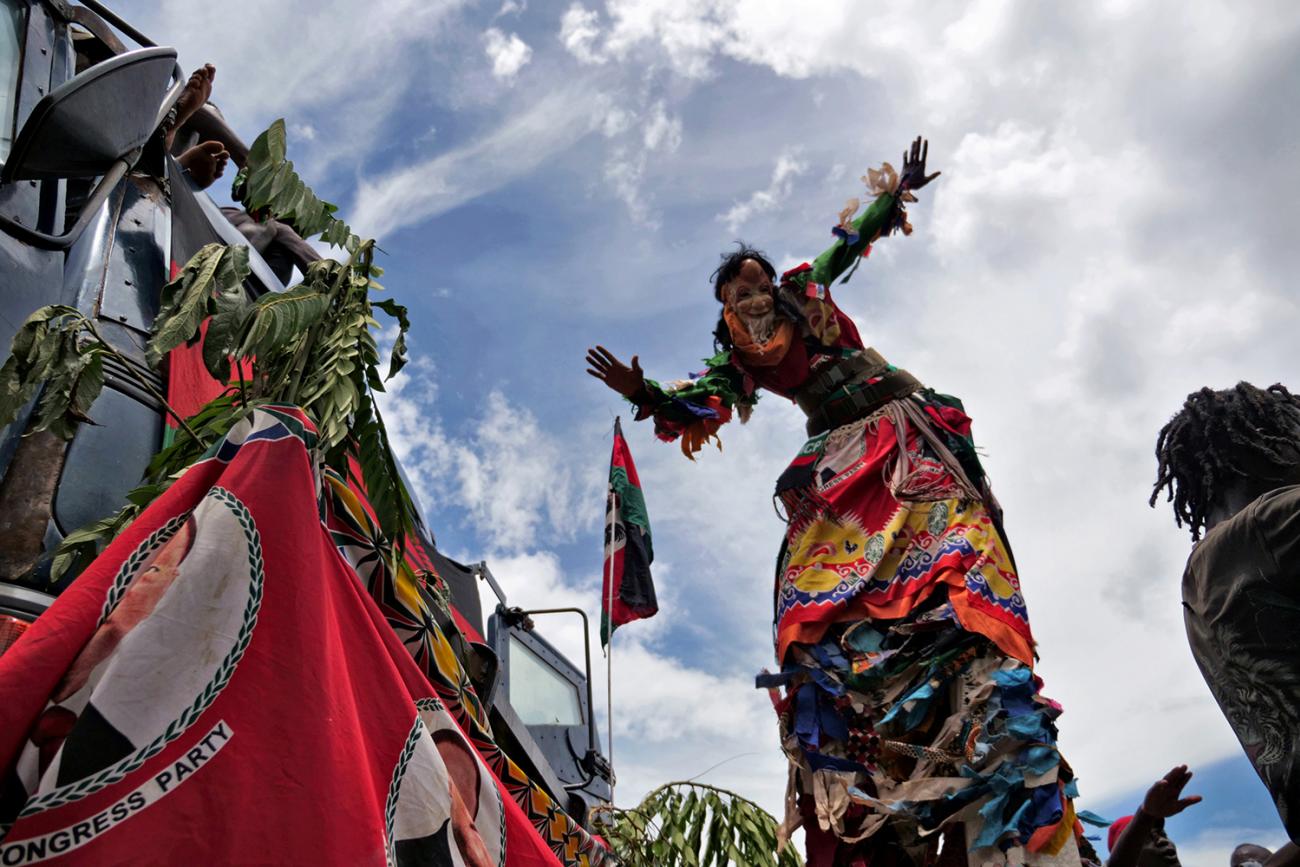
xmin=711 ymin=242 xmax=777 ymax=351
xmin=711 ymin=243 xmax=776 ymax=302
xmin=1150 ymin=382 xmax=1300 ymax=540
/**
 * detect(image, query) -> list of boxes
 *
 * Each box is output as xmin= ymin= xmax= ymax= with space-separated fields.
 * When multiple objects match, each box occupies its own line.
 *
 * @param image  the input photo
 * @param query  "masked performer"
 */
xmin=587 ymin=139 xmax=1082 ymax=867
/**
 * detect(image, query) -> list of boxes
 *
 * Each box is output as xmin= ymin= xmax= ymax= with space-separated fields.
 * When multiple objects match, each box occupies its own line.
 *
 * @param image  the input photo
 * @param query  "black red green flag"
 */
xmin=601 ymin=418 xmax=657 ymax=646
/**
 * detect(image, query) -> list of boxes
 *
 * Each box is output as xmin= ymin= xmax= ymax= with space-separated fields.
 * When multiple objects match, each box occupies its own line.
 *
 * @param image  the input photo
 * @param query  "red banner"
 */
xmin=0 ymin=407 xmax=561 ymax=866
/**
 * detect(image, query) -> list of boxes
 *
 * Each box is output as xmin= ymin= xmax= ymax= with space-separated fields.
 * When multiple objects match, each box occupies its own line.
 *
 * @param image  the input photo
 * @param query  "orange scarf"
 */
xmin=724 ymin=306 xmax=795 ymax=368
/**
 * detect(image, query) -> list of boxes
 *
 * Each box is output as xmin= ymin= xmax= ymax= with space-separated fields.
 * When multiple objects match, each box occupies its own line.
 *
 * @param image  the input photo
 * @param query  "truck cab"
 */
xmin=0 ymin=0 xmax=612 ymax=832
xmin=434 ymin=554 xmax=613 ymax=823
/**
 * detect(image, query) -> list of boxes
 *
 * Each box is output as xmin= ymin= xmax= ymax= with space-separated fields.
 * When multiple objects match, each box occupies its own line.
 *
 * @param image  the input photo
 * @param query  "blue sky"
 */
xmin=117 ymin=1 xmax=1300 ymax=863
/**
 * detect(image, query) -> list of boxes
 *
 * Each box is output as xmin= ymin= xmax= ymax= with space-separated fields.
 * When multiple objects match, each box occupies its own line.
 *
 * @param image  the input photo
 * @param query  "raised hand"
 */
xmin=1141 ymin=765 xmax=1203 ymax=818
xmin=900 ymin=136 xmax=941 ymax=191
xmin=585 ymin=345 xmax=645 ymax=398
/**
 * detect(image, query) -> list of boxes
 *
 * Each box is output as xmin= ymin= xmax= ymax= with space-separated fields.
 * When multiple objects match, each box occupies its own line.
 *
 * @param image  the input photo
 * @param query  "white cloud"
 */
xmin=603 ymin=146 xmax=654 ymax=226
xmin=493 ymin=0 xmax=525 ymax=18
xmin=595 ymin=102 xmax=681 ymax=227
xmin=482 ymin=27 xmax=533 ymax=81
xmin=598 ymin=0 xmax=726 ymax=79
xmin=717 ymin=149 xmax=808 ymax=234
xmin=559 ymin=3 xmax=605 ymax=64
xmin=458 ymin=392 xmax=590 ymax=550
xmin=641 ymin=101 xmax=683 ymax=153
xmin=378 ymin=375 xmax=595 ymax=552
xmin=599 ymin=106 xmax=634 ymax=138
xmin=351 ymin=82 xmax=605 ymax=239
xmin=128 ymin=0 xmax=471 ymax=177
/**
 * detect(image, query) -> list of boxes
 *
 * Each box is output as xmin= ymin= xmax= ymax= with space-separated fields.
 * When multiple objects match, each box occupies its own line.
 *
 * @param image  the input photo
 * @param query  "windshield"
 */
xmin=508 ymin=633 xmax=583 ymax=727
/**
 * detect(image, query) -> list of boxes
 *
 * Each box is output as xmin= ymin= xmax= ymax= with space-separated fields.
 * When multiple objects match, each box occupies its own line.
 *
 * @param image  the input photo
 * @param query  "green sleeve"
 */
xmin=625 ymin=351 xmax=757 ymax=443
xmin=809 ymin=192 xmax=897 ymax=287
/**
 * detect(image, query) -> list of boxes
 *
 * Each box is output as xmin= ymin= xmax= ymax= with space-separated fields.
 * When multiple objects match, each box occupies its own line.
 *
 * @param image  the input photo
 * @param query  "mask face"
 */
xmin=723 ymin=260 xmax=775 ymax=318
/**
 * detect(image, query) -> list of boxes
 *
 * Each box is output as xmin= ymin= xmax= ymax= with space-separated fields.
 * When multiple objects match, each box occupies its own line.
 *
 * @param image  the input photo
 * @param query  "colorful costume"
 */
xmin=629 ymin=178 xmax=1085 ymax=866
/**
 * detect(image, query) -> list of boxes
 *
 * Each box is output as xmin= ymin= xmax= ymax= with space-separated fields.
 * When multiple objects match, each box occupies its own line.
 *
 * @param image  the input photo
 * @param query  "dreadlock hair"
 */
xmin=711 ymin=242 xmax=776 ymax=352
xmin=1150 ymin=382 xmax=1300 ymax=540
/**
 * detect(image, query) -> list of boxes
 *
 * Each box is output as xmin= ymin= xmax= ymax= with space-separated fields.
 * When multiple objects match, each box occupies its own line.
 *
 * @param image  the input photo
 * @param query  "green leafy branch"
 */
xmin=0 ymin=305 xmax=199 ymax=442
xmin=593 ymin=782 xmax=802 ymax=867
xmin=232 ymin=118 xmax=357 ymax=251
xmin=140 ymin=124 xmax=417 ymax=555
xmin=0 ymin=303 xmax=231 ymax=580
xmin=0 ymin=120 xmax=417 ymax=583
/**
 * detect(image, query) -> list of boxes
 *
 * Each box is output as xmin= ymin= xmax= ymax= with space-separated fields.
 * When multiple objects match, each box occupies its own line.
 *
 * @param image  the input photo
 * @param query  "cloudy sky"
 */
xmin=118 ymin=0 xmax=1299 ymax=862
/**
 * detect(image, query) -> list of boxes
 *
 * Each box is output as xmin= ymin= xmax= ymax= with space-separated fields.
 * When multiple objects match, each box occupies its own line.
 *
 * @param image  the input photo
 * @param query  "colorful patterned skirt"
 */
xmin=762 ymin=393 xmax=1085 ymax=867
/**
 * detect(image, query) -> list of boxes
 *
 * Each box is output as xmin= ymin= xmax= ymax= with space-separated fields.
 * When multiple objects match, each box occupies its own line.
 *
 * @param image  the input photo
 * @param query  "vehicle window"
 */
xmin=508 ymin=633 xmax=583 ymax=727
xmin=0 ymin=0 xmax=23 ymax=163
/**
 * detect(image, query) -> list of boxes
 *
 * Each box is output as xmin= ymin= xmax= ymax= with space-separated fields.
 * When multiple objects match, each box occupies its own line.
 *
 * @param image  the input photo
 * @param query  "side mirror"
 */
xmin=2 ymin=46 xmax=179 ymax=182
xmin=0 ymin=47 xmax=183 ymax=250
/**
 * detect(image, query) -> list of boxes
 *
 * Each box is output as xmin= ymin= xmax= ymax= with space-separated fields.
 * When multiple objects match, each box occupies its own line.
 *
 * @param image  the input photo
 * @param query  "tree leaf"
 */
xmin=10 ymin=305 xmax=62 ymax=362
xmin=147 ymin=244 xmax=247 ymax=367
xmin=602 ymin=782 xmax=798 ymax=867
xmin=237 ymin=119 xmax=355 ymax=249
xmin=372 ymin=297 xmax=409 ymax=380
xmin=49 ymin=505 xmax=134 ymax=583
xmin=243 ymin=118 xmax=286 ymax=173
xmin=238 ymin=284 xmax=330 ymax=359
xmin=202 ymin=283 xmax=251 ymax=383
xmin=70 ymin=353 xmax=104 ymax=420
xmin=31 ymin=331 xmax=83 ymax=437
xmin=685 ymin=792 xmax=706 ymax=861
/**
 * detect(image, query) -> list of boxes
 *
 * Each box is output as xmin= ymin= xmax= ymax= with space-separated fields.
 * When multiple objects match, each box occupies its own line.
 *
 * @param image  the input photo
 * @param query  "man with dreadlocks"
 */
xmin=587 ymin=138 xmax=1086 ymax=867
xmin=1151 ymin=382 xmax=1300 ymax=861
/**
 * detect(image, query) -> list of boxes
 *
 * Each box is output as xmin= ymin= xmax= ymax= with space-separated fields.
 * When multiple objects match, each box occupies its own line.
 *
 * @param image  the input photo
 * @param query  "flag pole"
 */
xmin=604 ymin=472 xmax=616 ymax=807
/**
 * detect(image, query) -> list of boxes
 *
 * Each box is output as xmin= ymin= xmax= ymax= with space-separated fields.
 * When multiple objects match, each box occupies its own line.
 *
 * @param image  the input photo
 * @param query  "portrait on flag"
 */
xmin=24 ymin=487 xmax=260 ymax=799
xmin=387 ymin=698 xmax=505 ymax=867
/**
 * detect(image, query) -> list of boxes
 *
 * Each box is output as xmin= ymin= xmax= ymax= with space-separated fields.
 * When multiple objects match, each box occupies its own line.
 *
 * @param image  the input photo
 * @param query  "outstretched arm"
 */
xmin=809 ymin=136 xmax=941 ymax=287
xmin=1106 ymin=766 xmax=1202 ymax=867
xmin=585 ymin=345 xmax=755 ymax=458
xmin=1266 ymin=843 xmax=1300 ymax=867
xmin=585 ymin=345 xmax=645 ymax=398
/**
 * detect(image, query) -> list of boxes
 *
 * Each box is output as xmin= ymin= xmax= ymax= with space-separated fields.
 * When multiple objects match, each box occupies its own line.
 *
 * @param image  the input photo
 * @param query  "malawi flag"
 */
xmin=600 ymin=419 xmax=657 ymax=647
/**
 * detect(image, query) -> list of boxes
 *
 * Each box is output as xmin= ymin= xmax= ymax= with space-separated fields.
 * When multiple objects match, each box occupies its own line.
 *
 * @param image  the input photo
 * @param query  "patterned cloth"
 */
xmin=774 ymin=399 xmax=1032 ymax=667
xmin=325 ymin=454 xmax=614 ymax=867
xmin=763 ymin=395 xmax=1080 ymax=867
